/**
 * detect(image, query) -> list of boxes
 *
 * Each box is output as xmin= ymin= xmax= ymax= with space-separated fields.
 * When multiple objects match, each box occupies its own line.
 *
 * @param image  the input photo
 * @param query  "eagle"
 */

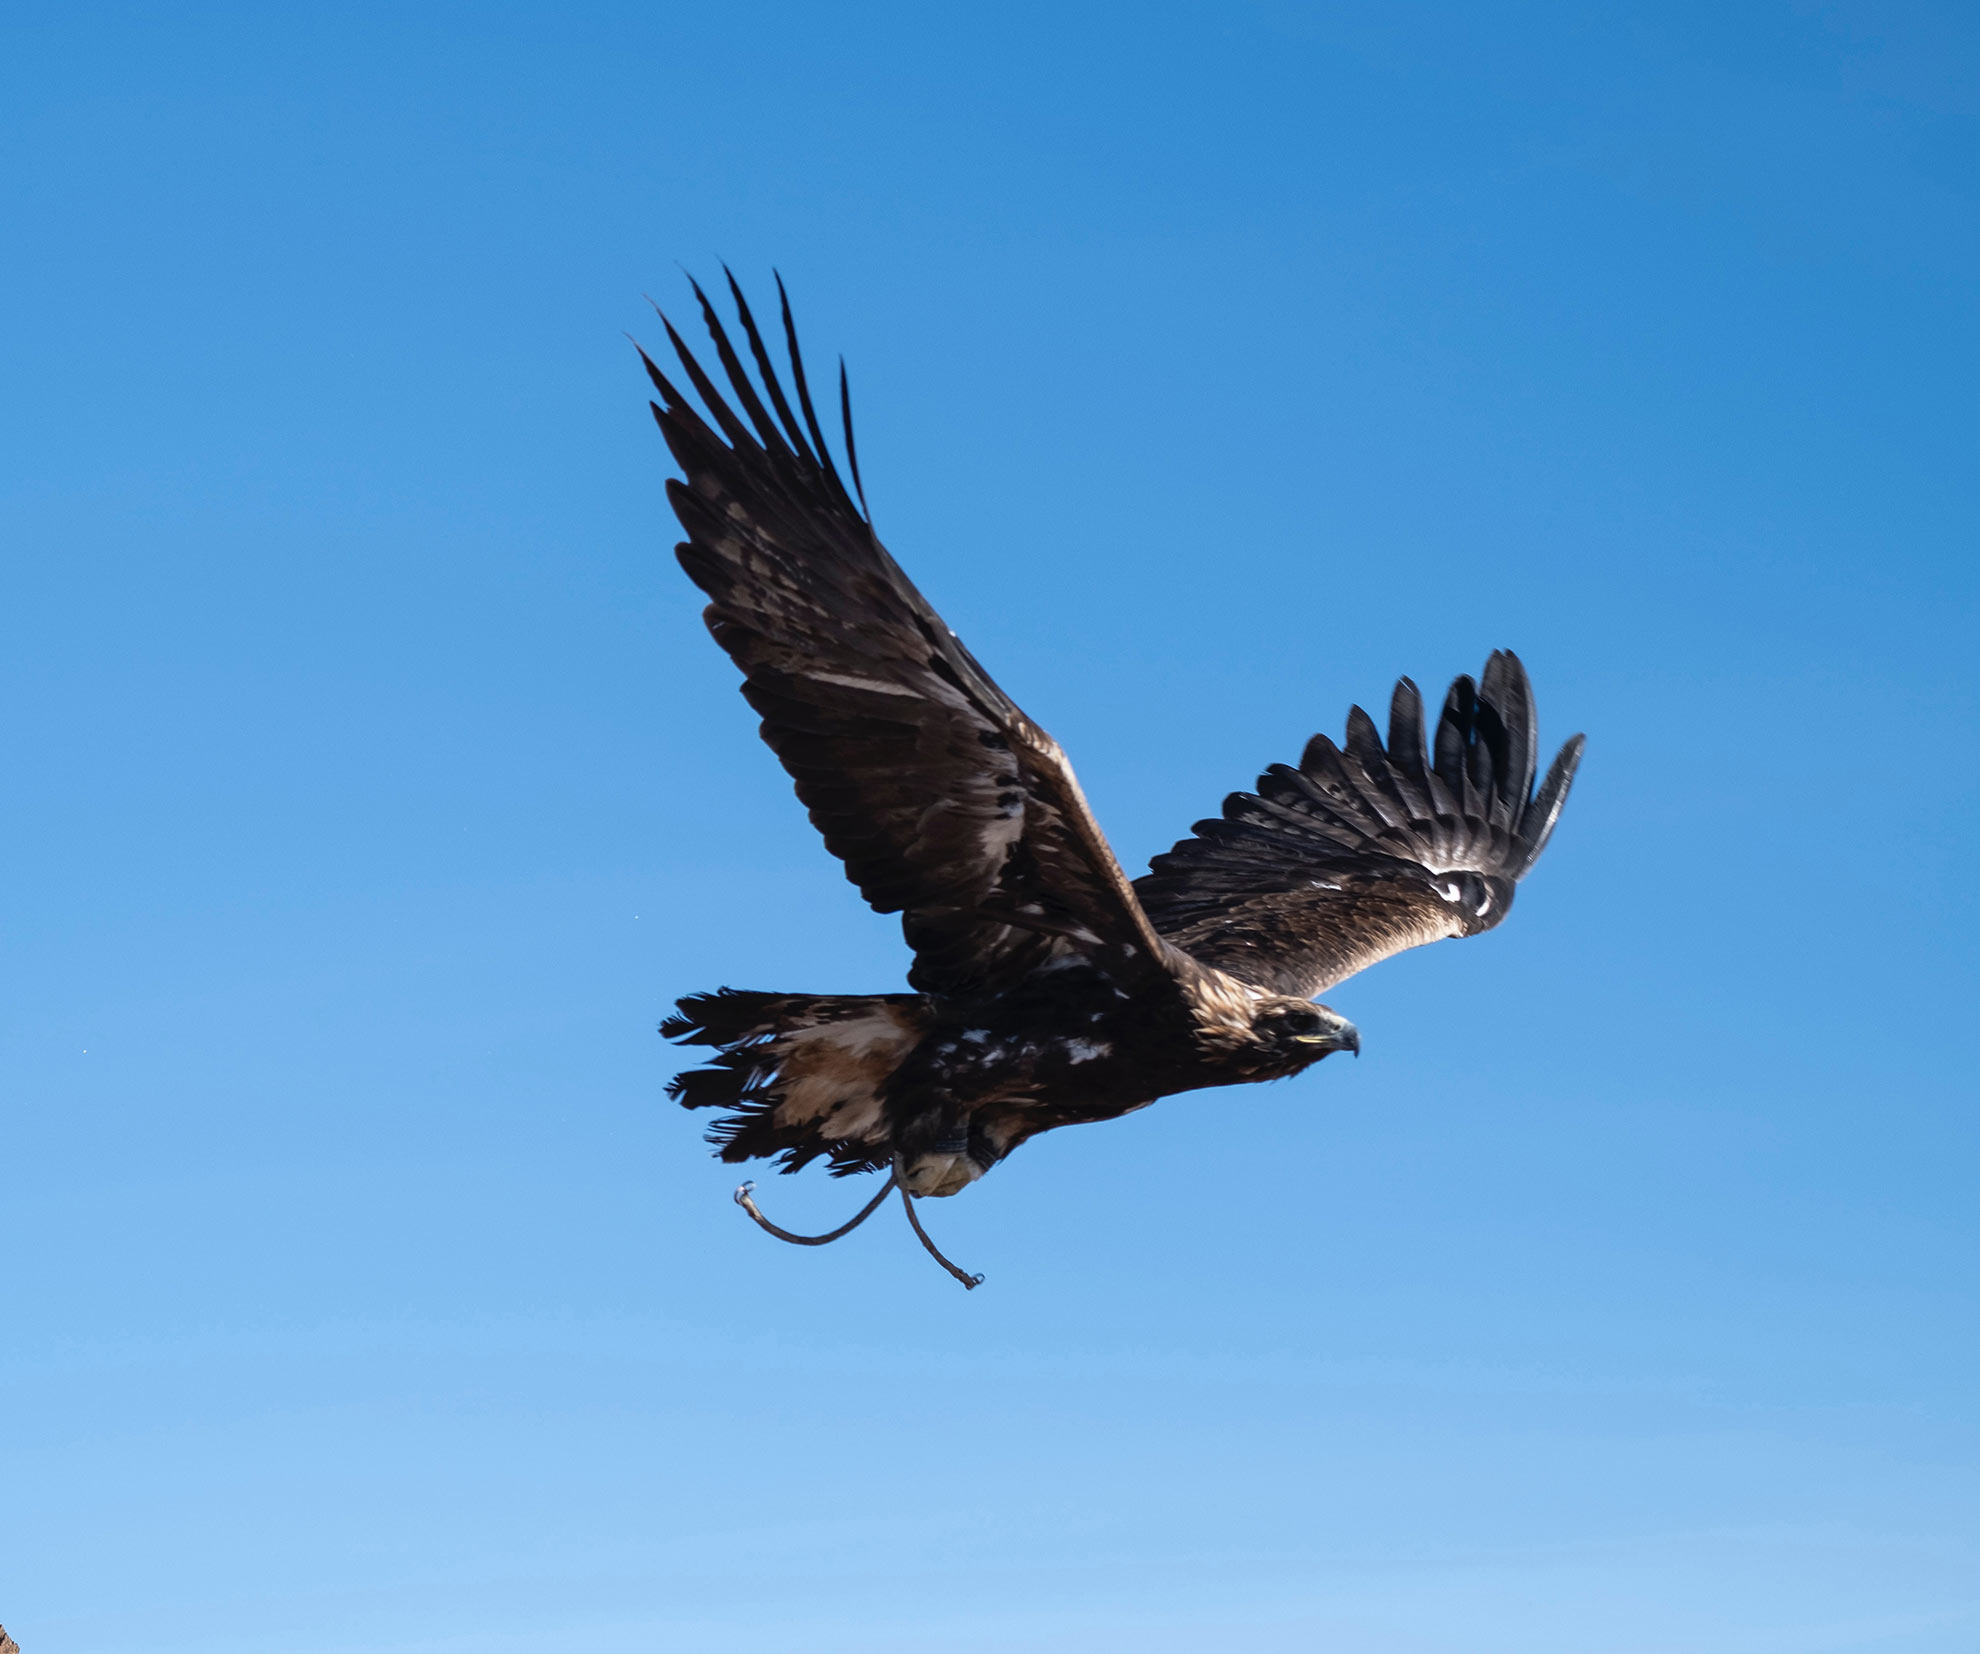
xmin=645 ymin=275 xmax=1583 ymax=1287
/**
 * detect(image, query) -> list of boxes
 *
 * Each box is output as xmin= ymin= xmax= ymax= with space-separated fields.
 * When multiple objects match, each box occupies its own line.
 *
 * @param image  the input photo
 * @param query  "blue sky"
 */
xmin=3 ymin=3 xmax=1976 ymax=1649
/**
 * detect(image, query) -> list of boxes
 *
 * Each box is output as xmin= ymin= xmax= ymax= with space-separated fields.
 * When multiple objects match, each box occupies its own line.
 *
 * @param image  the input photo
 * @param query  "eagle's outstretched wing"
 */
xmin=1134 ymin=653 xmax=1583 ymax=998
xmin=646 ymin=275 xmax=1165 ymax=995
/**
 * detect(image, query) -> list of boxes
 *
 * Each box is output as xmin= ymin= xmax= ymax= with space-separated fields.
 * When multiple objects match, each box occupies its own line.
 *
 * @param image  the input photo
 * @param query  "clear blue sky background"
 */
xmin=3 ymin=3 xmax=1976 ymax=1650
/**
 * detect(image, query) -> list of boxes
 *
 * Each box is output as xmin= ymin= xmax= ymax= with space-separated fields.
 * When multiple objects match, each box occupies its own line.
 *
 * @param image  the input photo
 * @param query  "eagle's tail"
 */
xmin=662 ymin=988 xmax=928 ymax=1176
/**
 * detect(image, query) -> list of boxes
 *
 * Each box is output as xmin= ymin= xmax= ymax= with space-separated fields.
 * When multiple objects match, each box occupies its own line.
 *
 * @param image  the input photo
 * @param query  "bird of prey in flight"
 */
xmin=644 ymin=275 xmax=1583 ymax=1288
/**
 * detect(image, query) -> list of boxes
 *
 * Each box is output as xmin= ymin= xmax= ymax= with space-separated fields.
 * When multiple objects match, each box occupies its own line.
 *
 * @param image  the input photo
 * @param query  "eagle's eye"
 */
xmin=1260 ymin=1004 xmax=1324 ymax=1042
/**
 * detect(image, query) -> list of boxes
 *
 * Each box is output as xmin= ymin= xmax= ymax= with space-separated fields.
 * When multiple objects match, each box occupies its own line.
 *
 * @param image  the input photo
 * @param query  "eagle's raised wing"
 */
xmin=646 ymin=275 xmax=1165 ymax=995
xmin=1134 ymin=653 xmax=1583 ymax=998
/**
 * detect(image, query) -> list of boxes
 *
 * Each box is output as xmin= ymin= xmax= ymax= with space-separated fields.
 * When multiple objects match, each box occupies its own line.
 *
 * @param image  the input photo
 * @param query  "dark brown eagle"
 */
xmin=646 ymin=275 xmax=1583 ymax=1287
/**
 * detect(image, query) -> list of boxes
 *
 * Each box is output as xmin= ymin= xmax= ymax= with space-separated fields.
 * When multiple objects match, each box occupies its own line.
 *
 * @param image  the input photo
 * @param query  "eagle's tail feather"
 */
xmin=663 ymin=988 xmax=927 ymax=1176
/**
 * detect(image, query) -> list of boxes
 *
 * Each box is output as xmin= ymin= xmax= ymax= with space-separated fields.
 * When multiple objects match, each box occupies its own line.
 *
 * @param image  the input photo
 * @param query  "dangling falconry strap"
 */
xmin=733 ymin=1174 xmax=896 ymax=1245
xmin=894 ymin=1155 xmax=985 ymax=1291
xmin=728 ymin=1161 xmax=986 ymax=1291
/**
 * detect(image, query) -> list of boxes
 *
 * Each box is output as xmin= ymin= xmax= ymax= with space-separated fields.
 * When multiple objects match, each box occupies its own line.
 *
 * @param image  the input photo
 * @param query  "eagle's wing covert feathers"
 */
xmin=646 ymin=275 xmax=1166 ymax=995
xmin=1134 ymin=653 xmax=1583 ymax=998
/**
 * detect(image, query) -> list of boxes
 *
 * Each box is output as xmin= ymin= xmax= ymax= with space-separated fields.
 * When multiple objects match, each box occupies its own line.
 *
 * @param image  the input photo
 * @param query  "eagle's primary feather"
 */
xmin=643 ymin=272 xmax=1164 ymax=1001
xmin=649 ymin=274 xmax=1582 ymax=1221
xmin=1134 ymin=659 xmax=1584 ymax=997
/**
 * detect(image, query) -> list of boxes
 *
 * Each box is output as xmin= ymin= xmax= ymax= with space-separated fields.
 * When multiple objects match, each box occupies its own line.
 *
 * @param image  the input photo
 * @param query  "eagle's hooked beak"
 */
xmin=1294 ymin=1010 xmax=1360 ymax=1056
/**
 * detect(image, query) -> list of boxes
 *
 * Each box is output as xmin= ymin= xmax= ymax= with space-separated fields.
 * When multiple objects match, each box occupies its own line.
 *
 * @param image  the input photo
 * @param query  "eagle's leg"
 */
xmin=895 ymin=1125 xmax=988 ymax=1198
xmin=733 ymin=1174 xmax=896 ymax=1246
xmin=894 ymin=1154 xmax=985 ymax=1290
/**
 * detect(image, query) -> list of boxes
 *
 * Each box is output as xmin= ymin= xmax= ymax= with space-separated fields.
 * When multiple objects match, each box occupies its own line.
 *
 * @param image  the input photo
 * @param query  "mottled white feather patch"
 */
xmin=770 ymin=1009 xmax=920 ymax=1142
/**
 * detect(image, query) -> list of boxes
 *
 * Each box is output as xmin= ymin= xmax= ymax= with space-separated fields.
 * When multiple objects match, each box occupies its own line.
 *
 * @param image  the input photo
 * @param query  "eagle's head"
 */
xmin=1249 ymin=996 xmax=1360 ymax=1072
